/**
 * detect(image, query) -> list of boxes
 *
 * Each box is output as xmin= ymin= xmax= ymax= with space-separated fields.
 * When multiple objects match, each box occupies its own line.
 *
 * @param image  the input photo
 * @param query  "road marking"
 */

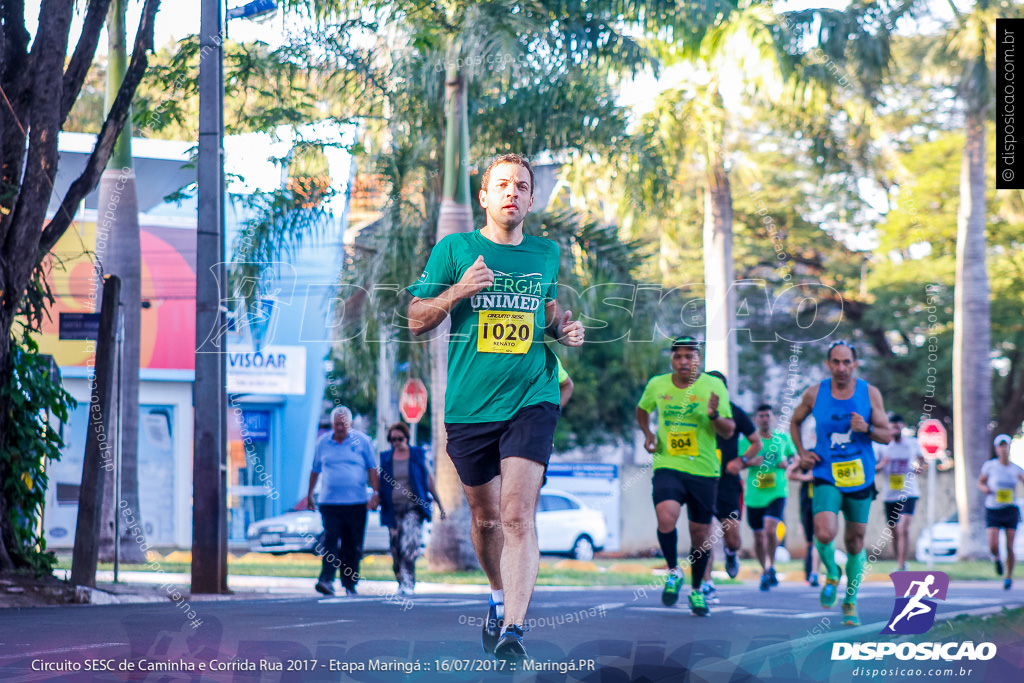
xmin=628 ymin=605 xmax=746 ymax=614
xmin=262 ymin=619 xmax=352 ymax=630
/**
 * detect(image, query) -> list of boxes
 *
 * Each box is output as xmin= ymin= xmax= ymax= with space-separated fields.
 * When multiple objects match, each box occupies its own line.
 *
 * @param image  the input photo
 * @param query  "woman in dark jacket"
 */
xmin=379 ymin=422 xmax=445 ymax=595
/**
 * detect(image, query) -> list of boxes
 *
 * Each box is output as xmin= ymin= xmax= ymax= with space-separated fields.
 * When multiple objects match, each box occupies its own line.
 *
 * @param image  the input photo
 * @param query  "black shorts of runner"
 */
xmin=652 ymin=469 xmax=718 ymax=525
xmin=884 ymin=497 xmax=918 ymax=525
xmin=714 ymin=478 xmax=743 ymax=522
xmin=445 ymin=402 xmax=560 ymax=487
xmin=985 ymin=505 xmax=1021 ymax=530
xmin=747 ymin=497 xmax=786 ymax=532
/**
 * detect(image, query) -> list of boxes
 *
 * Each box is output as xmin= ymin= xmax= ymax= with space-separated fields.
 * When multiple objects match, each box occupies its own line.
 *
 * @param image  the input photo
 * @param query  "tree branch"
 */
xmin=2 ymin=0 xmax=73 ymax=311
xmin=39 ymin=0 xmax=161 ymax=256
xmin=1 ymin=0 xmax=30 ymax=83
xmin=61 ymin=0 xmax=114 ymax=126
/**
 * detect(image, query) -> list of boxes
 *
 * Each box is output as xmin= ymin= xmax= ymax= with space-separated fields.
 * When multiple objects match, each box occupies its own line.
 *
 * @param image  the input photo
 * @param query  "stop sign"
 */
xmin=399 ymin=378 xmax=428 ymax=423
xmin=918 ymin=419 xmax=947 ymax=460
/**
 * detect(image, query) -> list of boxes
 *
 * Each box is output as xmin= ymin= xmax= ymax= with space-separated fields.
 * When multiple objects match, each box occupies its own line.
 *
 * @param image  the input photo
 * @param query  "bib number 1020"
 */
xmin=477 ymin=310 xmax=533 ymax=354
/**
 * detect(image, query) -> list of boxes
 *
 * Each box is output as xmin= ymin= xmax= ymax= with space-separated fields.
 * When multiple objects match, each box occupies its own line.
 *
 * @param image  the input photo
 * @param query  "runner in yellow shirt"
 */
xmin=637 ymin=336 xmax=734 ymax=616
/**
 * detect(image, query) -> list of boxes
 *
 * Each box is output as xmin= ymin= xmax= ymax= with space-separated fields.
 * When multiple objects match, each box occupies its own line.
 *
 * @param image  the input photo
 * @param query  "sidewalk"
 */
xmin=53 ymin=568 xmax=494 ymax=605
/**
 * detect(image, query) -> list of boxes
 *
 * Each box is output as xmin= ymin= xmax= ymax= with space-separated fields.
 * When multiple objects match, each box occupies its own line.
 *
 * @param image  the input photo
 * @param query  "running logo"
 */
xmin=881 ymin=571 xmax=949 ymax=635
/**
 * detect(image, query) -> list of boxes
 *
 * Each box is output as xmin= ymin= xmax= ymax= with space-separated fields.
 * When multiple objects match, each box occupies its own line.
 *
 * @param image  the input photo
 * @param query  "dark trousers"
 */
xmin=317 ymin=504 xmax=367 ymax=590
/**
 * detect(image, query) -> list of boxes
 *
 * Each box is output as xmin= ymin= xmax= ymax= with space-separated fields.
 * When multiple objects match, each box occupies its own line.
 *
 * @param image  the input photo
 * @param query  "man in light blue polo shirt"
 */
xmin=307 ymin=406 xmax=379 ymax=596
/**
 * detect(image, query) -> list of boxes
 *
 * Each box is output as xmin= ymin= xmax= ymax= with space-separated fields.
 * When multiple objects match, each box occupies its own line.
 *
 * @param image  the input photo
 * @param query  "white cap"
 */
xmin=994 ymin=434 xmax=1012 ymax=447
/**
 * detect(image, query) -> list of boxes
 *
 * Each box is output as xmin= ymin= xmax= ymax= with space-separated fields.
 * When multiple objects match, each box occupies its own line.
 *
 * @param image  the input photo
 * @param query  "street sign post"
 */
xmin=399 ymin=379 xmax=428 ymax=445
xmin=918 ymin=419 xmax=948 ymax=569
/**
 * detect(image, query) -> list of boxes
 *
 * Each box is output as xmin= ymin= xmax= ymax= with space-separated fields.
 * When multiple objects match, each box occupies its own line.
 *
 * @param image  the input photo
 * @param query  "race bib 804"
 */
xmin=477 ymin=311 xmax=533 ymax=354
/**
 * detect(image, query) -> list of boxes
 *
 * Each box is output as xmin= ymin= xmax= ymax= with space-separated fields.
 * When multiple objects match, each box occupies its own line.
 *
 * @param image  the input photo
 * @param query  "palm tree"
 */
xmin=94 ymin=0 xmax=145 ymax=564
xmin=944 ymin=0 xmax=1009 ymax=558
xmin=659 ymin=1 xmax=901 ymax=377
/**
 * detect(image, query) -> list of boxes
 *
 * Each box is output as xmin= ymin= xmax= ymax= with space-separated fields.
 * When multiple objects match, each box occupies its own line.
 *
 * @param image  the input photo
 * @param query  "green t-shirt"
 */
xmin=637 ymin=373 xmax=732 ymax=478
xmin=741 ymin=430 xmax=795 ymax=508
xmin=407 ymin=230 xmax=560 ymax=423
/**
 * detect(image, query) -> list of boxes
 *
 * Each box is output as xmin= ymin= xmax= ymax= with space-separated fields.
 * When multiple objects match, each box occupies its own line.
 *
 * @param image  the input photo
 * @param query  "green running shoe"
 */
xmin=841 ymin=602 xmax=860 ymax=626
xmin=662 ymin=568 xmax=684 ymax=606
xmin=688 ymin=589 xmax=710 ymax=616
xmin=820 ymin=571 xmax=841 ymax=609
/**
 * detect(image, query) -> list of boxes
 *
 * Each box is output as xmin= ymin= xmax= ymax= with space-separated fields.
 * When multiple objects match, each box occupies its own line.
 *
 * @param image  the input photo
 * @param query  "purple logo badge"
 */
xmin=881 ymin=571 xmax=949 ymax=635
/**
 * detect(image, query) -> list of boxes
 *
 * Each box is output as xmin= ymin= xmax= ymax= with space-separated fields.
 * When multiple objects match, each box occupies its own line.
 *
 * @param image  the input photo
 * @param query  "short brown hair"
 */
xmin=386 ymin=422 xmax=410 ymax=442
xmin=481 ymin=153 xmax=534 ymax=195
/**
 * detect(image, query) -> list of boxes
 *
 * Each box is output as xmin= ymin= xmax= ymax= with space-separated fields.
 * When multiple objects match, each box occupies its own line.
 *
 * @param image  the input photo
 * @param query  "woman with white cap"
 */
xmin=978 ymin=434 xmax=1024 ymax=589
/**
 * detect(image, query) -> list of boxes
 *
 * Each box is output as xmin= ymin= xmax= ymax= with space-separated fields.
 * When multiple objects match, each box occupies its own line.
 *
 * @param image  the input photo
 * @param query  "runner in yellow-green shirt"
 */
xmin=739 ymin=404 xmax=795 ymax=592
xmin=636 ymin=336 xmax=735 ymax=616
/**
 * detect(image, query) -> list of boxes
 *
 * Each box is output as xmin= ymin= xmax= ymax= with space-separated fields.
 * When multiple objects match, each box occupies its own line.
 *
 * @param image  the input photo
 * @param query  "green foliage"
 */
xmin=0 ymin=336 xmax=75 ymax=575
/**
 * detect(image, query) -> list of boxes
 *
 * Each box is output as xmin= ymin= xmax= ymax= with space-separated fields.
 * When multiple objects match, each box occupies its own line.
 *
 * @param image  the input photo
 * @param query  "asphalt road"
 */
xmin=1 ymin=581 xmax=1022 ymax=683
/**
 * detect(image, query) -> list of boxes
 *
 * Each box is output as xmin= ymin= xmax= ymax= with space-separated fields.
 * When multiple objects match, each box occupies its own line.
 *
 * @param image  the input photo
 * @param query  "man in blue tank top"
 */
xmin=791 ymin=341 xmax=892 ymax=627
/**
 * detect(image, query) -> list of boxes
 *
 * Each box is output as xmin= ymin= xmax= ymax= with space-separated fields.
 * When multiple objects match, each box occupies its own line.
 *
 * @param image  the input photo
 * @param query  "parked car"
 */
xmin=537 ymin=490 xmax=608 ymax=561
xmin=915 ymin=502 xmax=1024 ymax=563
xmin=247 ymin=503 xmax=424 ymax=555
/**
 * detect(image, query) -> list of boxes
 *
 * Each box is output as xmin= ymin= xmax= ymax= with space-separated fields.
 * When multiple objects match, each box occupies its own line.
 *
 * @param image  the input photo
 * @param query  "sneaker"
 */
xmin=841 ymin=602 xmax=860 ymax=626
xmin=398 ymin=585 xmax=415 ymax=597
xmin=759 ymin=572 xmax=770 ymax=591
xmin=725 ymin=550 xmax=740 ymax=579
xmin=662 ymin=567 xmax=684 ymax=606
xmin=688 ymin=589 xmax=710 ymax=616
xmin=820 ymin=572 xmax=841 ymax=609
xmin=494 ymin=624 xmax=528 ymax=662
xmin=701 ymin=582 xmax=720 ymax=604
xmin=481 ymin=598 xmax=504 ymax=654
xmin=314 ymin=581 xmax=335 ymax=596
xmin=767 ymin=566 xmax=778 ymax=586
xmin=345 ymin=586 xmax=358 ymax=596
xmin=1004 ymin=578 xmax=1013 ymax=591
xmin=995 ymin=558 xmax=1005 ymax=576
xmin=808 ymin=573 xmax=819 ymax=587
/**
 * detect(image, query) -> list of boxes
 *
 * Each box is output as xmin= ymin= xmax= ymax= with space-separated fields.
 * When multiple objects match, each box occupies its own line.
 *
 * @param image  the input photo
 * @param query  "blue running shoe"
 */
xmin=481 ymin=598 xmax=503 ymax=653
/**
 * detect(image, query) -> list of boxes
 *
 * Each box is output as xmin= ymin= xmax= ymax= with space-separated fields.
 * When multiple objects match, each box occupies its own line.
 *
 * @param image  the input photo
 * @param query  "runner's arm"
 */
xmin=791 ymin=386 xmax=818 ymax=468
xmin=875 ymin=454 xmax=890 ymax=473
xmin=637 ymin=407 xmax=657 ymax=453
xmin=978 ymin=470 xmax=992 ymax=495
xmin=865 ymin=385 xmax=892 ymax=444
xmin=544 ymin=300 xmax=584 ymax=346
xmin=742 ymin=432 xmax=762 ymax=466
xmin=408 ymin=255 xmax=493 ymax=335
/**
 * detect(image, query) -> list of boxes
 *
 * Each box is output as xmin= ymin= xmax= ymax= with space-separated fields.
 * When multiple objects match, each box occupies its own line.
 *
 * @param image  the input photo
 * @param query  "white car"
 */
xmin=247 ymin=506 xmax=420 ymax=555
xmin=537 ymin=490 xmax=608 ymax=561
xmin=915 ymin=502 xmax=1024 ymax=563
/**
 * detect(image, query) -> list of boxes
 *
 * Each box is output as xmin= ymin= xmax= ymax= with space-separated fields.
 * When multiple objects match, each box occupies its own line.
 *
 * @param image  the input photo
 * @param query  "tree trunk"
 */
xmin=703 ymin=146 xmax=736 ymax=379
xmin=952 ymin=108 xmax=991 ymax=560
xmin=96 ymin=0 xmax=144 ymax=564
xmin=427 ymin=62 xmax=478 ymax=571
xmin=0 ymin=326 xmax=15 ymax=572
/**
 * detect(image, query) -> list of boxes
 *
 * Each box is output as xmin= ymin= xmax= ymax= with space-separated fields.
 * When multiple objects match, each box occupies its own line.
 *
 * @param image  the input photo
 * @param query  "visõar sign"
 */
xmin=226 ymin=344 xmax=306 ymax=395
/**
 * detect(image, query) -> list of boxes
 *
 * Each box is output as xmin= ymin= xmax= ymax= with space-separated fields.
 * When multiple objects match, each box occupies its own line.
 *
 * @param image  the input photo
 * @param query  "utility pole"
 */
xmin=192 ymin=0 xmax=228 ymax=594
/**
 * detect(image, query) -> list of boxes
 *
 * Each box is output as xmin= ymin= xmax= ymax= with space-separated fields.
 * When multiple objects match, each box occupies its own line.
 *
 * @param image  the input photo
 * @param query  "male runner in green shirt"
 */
xmin=636 ymin=336 xmax=735 ymax=616
xmin=408 ymin=154 xmax=584 ymax=662
xmin=739 ymin=404 xmax=795 ymax=591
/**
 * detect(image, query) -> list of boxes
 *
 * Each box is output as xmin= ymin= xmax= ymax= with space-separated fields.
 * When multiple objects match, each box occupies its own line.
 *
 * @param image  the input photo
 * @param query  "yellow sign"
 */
xmin=477 ymin=311 xmax=533 ymax=354
xmin=832 ymin=459 xmax=866 ymax=488
xmin=889 ymin=474 xmax=905 ymax=491
xmin=996 ymin=488 xmax=1014 ymax=505
xmin=756 ymin=472 xmax=777 ymax=488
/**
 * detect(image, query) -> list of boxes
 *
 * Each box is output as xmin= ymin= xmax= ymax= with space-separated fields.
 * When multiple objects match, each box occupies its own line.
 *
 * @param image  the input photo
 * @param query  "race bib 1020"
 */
xmin=477 ymin=311 xmax=533 ymax=354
